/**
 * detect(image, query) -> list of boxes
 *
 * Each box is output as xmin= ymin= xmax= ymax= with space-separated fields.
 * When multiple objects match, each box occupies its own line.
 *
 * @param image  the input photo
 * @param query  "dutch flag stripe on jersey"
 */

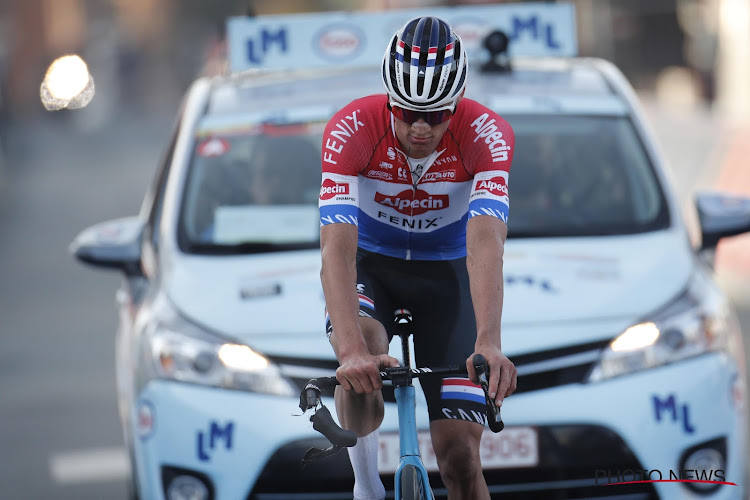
xmin=440 ymin=377 xmax=486 ymax=404
xmin=358 ymin=294 xmax=375 ymax=310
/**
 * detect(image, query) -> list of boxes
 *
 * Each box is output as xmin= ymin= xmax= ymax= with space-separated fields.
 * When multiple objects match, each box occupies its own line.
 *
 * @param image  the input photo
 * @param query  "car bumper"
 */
xmin=131 ymin=352 xmax=746 ymax=500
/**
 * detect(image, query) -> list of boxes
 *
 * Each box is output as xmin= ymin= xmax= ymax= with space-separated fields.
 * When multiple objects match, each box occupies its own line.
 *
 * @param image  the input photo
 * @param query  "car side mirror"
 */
xmin=695 ymin=191 xmax=750 ymax=250
xmin=70 ymin=216 xmax=145 ymax=276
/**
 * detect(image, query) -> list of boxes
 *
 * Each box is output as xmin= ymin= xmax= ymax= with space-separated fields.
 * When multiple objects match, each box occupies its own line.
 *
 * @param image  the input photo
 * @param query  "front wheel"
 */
xmin=399 ymin=464 xmax=427 ymax=500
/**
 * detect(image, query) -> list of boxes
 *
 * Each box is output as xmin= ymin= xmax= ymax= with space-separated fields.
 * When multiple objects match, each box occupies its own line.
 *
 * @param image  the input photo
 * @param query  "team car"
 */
xmin=71 ymin=3 xmax=750 ymax=499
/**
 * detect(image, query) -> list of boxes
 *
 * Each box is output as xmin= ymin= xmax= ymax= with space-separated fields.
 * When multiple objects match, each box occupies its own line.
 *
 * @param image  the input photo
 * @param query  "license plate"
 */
xmin=378 ymin=426 xmax=538 ymax=473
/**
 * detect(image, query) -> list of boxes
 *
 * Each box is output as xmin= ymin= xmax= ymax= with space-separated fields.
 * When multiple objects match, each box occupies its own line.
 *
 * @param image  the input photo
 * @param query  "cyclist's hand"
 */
xmin=467 ymin=346 xmax=517 ymax=407
xmin=336 ymin=352 xmax=400 ymax=394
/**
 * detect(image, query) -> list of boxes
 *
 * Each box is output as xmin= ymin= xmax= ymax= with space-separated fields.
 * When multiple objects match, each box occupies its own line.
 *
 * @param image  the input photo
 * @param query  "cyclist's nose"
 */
xmin=410 ymin=119 xmax=431 ymax=132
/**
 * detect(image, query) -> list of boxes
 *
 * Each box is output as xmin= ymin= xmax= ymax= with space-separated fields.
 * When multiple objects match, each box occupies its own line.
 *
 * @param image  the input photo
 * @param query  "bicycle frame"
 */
xmin=299 ymin=309 xmax=502 ymax=498
xmin=393 ymin=382 xmax=434 ymax=500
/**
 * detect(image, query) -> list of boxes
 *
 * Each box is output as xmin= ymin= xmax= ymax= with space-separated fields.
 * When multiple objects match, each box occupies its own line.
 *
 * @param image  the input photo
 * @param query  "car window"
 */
xmin=505 ymin=115 xmax=669 ymax=237
xmin=179 ymin=119 xmax=324 ymax=254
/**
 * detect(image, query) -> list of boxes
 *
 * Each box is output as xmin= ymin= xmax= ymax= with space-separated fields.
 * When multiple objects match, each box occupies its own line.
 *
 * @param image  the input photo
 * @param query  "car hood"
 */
xmin=166 ymin=229 xmax=694 ymax=357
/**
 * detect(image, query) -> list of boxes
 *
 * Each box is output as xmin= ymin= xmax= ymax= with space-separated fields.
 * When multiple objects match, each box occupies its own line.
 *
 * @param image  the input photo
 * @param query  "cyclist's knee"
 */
xmin=430 ymin=420 xmax=483 ymax=480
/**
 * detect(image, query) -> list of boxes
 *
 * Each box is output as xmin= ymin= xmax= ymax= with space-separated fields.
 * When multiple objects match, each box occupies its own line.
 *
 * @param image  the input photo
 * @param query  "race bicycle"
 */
xmin=298 ymin=309 xmax=504 ymax=499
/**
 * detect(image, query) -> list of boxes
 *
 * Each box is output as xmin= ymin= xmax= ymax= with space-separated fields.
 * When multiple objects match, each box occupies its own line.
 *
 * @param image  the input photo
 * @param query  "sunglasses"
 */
xmin=388 ymin=102 xmax=455 ymax=126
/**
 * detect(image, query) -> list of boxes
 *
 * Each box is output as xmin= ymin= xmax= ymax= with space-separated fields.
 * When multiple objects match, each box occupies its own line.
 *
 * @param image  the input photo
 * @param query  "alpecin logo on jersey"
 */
xmin=475 ymin=176 xmax=508 ymax=196
xmin=374 ymin=189 xmax=449 ymax=216
xmin=471 ymin=113 xmax=511 ymax=162
xmin=320 ymin=178 xmax=350 ymax=200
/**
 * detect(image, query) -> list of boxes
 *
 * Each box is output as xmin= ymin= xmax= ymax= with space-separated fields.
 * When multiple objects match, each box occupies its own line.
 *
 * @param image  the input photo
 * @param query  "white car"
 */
xmin=71 ymin=5 xmax=750 ymax=500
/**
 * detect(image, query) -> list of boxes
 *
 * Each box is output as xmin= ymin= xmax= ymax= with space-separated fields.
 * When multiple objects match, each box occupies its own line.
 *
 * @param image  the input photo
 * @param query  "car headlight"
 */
xmin=588 ymin=271 xmax=734 ymax=382
xmin=139 ymin=298 xmax=297 ymax=397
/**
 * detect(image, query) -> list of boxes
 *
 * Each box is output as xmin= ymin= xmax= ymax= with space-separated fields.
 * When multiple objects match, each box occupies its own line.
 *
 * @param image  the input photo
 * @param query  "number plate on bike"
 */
xmin=378 ymin=427 xmax=538 ymax=473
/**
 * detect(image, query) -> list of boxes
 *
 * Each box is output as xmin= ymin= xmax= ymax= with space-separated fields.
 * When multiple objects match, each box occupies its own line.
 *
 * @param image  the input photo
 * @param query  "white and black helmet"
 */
xmin=382 ymin=16 xmax=468 ymax=111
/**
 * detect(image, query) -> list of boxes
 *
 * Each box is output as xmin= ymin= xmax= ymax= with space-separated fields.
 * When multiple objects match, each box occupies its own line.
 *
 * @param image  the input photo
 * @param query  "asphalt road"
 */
xmin=0 ymin=110 xmax=172 ymax=499
xmin=0 ymin=97 xmax=747 ymax=499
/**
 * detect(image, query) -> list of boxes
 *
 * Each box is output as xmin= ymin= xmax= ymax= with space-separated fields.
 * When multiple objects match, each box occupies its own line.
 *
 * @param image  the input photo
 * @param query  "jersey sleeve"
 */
xmin=460 ymin=105 xmax=514 ymax=224
xmin=319 ymin=98 xmax=377 ymax=227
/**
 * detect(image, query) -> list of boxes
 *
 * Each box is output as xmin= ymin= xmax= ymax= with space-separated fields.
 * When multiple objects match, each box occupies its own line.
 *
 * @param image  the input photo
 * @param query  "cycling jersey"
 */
xmin=319 ymin=94 xmax=514 ymax=260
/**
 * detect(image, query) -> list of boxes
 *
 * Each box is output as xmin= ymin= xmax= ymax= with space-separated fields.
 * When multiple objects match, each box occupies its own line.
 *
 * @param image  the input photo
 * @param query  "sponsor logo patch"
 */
xmin=475 ymin=176 xmax=508 ymax=196
xmin=374 ymin=189 xmax=449 ymax=216
xmin=366 ymin=170 xmax=393 ymax=181
xmin=422 ymin=169 xmax=456 ymax=182
xmin=320 ymin=178 xmax=350 ymax=200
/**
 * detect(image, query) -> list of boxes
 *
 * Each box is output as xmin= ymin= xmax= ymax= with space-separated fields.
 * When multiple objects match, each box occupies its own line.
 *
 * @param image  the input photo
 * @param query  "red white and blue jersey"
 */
xmin=319 ymin=94 xmax=514 ymax=260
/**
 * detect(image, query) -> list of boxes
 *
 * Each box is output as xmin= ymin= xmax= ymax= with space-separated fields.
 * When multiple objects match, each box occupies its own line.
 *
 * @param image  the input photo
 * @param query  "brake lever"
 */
xmin=472 ymin=354 xmax=505 ymax=433
xmin=301 ymin=444 xmax=344 ymax=469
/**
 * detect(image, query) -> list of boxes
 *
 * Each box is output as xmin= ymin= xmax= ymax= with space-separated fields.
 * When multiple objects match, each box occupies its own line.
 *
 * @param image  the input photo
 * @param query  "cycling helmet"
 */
xmin=382 ymin=16 xmax=468 ymax=111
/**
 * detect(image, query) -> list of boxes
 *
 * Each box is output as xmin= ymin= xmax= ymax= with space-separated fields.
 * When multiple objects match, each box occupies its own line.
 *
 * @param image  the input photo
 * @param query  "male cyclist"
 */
xmin=319 ymin=16 xmax=517 ymax=500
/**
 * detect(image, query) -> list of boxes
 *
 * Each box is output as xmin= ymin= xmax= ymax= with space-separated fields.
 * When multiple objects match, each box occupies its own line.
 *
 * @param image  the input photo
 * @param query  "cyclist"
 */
xmin=319 ymin=16 xmax=517 ymax=500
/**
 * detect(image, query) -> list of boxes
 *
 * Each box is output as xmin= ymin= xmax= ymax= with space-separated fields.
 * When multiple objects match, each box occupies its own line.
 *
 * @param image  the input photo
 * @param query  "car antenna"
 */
xmin=481 ymin=30 xmax=511 ymax=73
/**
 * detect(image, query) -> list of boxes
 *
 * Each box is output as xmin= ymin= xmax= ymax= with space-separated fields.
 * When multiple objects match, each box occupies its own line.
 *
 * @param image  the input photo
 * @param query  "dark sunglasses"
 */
xmin=388 ymin=103 xmax=454 ymax=126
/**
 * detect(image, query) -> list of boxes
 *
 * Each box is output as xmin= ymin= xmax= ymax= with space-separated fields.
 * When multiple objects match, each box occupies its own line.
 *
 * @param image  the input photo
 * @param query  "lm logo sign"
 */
xmin=244 ymin=28 xmax=288 ymax=65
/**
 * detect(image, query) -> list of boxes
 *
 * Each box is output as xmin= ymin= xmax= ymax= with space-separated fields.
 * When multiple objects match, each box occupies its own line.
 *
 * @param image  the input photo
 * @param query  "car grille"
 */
xmin=246 ymin=425 xmax=659 ymax=500
xmin=271 ymin=338 xmax=611 ymax=401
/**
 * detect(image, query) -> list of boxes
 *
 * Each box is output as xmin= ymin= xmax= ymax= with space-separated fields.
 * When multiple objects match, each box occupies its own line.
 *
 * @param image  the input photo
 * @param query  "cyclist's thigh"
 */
xmin=325 ymin=249 xmax=394 ymax=355
xmin=409 ymin=258 xmax=487 ymax=426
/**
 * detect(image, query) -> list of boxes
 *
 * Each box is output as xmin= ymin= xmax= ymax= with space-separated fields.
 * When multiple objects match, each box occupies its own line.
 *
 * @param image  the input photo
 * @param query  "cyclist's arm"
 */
xmin=320 ymin=223 xmax=396 ymax=393
xmin=466 ymin=215 xmax=517 ymax=405
xmin=320 ymin=223 xmax=367 ymax=359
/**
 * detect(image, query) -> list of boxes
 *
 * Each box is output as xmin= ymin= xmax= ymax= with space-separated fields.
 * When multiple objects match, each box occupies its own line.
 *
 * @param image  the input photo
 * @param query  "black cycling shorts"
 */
xmin=325 ymin=248 xmax=487 ymax=426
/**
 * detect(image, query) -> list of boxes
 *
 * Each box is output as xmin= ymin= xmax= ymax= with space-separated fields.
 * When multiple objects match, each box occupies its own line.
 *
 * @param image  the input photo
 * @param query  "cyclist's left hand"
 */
xmin=467 ymin=345 xmax=517 ymax=407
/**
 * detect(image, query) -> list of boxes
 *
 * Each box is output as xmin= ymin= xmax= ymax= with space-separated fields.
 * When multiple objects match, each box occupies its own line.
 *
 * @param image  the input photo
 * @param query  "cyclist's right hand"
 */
xmin=336 ymin=352 xmax=400 ymax=394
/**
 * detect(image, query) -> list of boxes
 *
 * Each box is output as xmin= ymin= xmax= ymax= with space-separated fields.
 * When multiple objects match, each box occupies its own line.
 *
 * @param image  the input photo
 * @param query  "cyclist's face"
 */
xmin=393 ymin=116 xmax=451 ymax=159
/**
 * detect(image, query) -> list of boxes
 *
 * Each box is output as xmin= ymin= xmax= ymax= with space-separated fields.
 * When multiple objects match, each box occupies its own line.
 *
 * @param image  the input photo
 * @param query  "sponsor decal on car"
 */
xmin=197 ymin=420 xmax=235 ymax=462
xmin=196 ymin=137 xmax=230 ymax=157
xmin=652 ymin=394 xmax=695 ymax=434
xmin=315 ymin=24 xmax=364 ymax=59
xmin=136 ymin=399 xmax=156 ymax=440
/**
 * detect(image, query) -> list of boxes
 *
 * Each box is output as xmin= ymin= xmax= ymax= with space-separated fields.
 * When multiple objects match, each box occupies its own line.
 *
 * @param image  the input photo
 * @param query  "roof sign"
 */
xmin=226 ymin=3 xmax=577 ymax=73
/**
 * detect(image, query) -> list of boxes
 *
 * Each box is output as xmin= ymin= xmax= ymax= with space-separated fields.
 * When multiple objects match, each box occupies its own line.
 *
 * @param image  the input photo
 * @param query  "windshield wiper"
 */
xmin=187 ymin=241 xmax=320 ymax=255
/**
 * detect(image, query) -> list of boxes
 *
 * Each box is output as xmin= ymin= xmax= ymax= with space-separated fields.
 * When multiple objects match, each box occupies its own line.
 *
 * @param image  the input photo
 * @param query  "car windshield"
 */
xmin=505 ymin=115 xmax=669 ymax=237
xmin=179 ymin=118 xmax=324 ymax=254
xmin=179 ymin=112 xmax=669 ymax=254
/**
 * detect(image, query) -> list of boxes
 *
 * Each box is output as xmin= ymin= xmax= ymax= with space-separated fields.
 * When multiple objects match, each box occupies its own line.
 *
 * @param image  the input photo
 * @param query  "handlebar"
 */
xmin=299 ymin=356 xmax=504 ymax=459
